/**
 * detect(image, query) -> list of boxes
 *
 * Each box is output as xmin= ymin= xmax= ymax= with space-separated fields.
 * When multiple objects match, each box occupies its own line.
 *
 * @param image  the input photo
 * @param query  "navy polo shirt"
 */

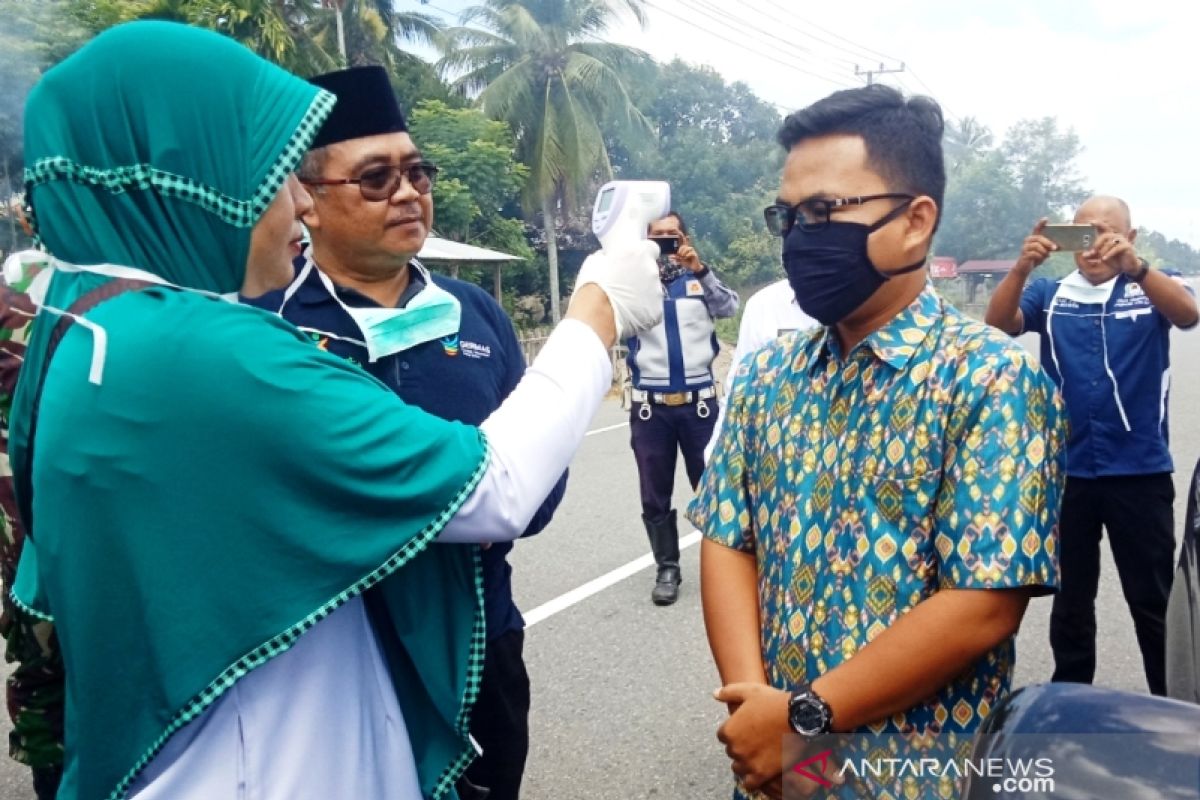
xmin=245 ymin=259 xmax=566 ymax=640
xmin=1019 ymin=271 xmax=1194 ymax=478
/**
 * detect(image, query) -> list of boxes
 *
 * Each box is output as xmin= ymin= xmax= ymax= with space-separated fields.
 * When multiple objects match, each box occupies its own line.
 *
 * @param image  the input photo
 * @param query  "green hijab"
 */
xmin=12 ymin=22 xmax=488 ymax=800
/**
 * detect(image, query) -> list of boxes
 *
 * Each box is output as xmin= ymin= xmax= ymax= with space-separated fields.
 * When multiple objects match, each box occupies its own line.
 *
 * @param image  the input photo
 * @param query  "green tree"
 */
xmin=943 ymin=115 xmax=993 ymax=176
xmin=1136 ymin=228 xmax=1200 ymax=274
xmin=613 ymin=60 xmax=783 ymax=289
xmin=409 ymin=100 xmax=540 ymax=308
xmin=312 ymin=1 xmax=440 ymax=69
xmin=63 ymin=0 xmax=339 ymax=72
xmin=186 ymin=0 xmax=336 ymax=72
xmin=408 ymin=100 xmax=530 ymax=254
xmin=438 ymin=0 xmax=653 ymax=322
xmin=935 ymin=151 xmax=1025 ymax=262
xmin=937 ymin=116 xmax=1092 ymax=265
xmin=1002 ymin=116 xmax=1088 ymax=217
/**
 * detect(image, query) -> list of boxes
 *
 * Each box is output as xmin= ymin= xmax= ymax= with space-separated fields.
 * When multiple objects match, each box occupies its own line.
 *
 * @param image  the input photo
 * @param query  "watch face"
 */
xmin=790 ymin=696 xmax=828 ymax=735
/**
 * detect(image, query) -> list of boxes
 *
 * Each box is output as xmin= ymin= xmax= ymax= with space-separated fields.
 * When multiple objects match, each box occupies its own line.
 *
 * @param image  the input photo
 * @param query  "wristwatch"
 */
xmin=1131 ymin=258 xmax=1151 ymax=283
xmin=788 ymin=683 xmax=834 ymax=737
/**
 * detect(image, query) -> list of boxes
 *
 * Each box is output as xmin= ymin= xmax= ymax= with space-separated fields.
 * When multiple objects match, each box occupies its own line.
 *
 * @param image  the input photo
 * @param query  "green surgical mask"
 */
xmin=279 ymin=258 xmax=462 ymax=362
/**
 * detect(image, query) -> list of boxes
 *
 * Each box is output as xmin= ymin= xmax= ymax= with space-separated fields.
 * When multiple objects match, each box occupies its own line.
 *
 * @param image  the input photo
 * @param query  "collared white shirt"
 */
xmin=705 ymin=279 xmax=817 ymax=461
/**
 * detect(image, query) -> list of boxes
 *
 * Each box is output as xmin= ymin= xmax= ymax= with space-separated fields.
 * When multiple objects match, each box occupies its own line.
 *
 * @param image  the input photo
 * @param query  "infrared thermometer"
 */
xmin=591 ymin=181 xmax=671 ymax=253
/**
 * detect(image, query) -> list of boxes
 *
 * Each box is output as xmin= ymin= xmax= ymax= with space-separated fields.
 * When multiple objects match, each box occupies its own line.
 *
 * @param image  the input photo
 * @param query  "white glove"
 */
xmin=571 ymin=240 xmax=663 ymax=340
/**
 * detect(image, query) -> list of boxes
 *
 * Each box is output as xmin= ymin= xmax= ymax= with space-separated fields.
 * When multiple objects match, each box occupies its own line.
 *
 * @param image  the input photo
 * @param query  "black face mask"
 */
xmin=658 ymin=256 xmax=686 ymax=284
xmin=782 ymin=202 xmax=925 ymax=326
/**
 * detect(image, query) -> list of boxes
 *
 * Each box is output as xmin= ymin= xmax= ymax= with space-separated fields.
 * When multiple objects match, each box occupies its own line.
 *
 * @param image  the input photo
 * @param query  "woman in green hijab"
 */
xmin=10 ymin=21 xmax=662 ymax=800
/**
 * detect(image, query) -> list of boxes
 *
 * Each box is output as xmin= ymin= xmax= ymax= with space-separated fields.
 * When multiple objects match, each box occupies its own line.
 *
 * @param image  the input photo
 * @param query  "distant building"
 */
xmin=958 ymin=259 xmax=1017 ymax=304
xmin=929 ymin=256 xmax=958 ymax=279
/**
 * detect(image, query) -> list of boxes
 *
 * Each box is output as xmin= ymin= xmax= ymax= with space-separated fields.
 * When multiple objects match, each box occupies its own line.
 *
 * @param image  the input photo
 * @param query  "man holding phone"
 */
xmin=627 ymin=212 xmax=738 ymax=605
xmin=986 ymin=196 xmax=1199 ymax=695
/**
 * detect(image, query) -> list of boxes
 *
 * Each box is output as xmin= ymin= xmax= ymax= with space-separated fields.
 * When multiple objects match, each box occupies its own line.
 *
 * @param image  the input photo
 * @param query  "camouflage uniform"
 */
xmin=0 ymin=260 xmax=65 ymax=781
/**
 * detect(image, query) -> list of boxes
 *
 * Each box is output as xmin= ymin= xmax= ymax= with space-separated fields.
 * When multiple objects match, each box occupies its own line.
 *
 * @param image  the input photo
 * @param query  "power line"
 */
xmin=675 ymin=0 xmax=860 ymax=74
xmin=735 ymin=0 xmax=902 ymax=69
xmin=643 ymin=0 xmax=856 ymax=89
xmin=905 ymin=68 xmax=941 ymax=98
xmin=678 ymin=0 xmax=859 ymax=72
xmin=679 ymin=0 xmax=955 ymax=124
xmin=900 ymin=68 xmax=961 ymax=123
xmin=641 ymin=0 xmax=856 ymax=89
xmin=685 ymin=0 xmax=913 ymax=94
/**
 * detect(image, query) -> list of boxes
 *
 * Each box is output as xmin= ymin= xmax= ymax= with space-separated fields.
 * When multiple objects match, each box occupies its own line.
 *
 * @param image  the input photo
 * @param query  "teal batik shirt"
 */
xmin=689 ymin=287 xmax=1066 ymax=800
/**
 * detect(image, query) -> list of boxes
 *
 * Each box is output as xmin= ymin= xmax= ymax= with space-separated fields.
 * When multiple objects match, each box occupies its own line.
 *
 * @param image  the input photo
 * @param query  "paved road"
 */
xmin=1 ymin=328 xmax=1197 ymax=800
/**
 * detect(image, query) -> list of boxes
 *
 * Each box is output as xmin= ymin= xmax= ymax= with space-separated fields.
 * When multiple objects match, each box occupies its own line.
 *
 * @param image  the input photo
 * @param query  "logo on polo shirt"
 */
xmin=460 ymin=340 xmax=492 ymax=360
xmin=440 ymin=334 xmax=490 ymax=359
xmin=1124 ymin=282 xmax=1145 ymax=298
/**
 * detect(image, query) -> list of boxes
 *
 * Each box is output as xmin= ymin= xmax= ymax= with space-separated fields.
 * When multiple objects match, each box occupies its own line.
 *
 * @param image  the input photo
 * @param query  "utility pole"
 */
xmin=855 ymin=62 xmax=906 ymax=86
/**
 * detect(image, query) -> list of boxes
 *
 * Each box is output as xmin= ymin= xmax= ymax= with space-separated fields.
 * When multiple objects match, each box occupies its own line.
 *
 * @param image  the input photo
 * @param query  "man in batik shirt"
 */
xmin=690 ymin=85 xmax=1066 ymax=800
xmin=0 ymin=252 xmax=64 ymax=800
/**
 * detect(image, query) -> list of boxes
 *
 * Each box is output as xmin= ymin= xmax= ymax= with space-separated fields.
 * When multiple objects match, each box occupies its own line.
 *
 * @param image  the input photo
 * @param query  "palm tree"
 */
xmin=314 ymin=0 xmax=440 ymax=69
xmin=944 ymin=116 xmax=994 ymax=175
xmin=439 ymin=0 xmax=653 ymax=322
xmin=128 ymin=0 xmax=336 ymax=73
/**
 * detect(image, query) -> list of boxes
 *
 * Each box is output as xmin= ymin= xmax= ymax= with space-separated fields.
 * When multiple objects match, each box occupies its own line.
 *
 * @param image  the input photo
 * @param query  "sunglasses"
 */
xmin=303 ymin=162 xmax=439 ymax=202
xmin=764 ymin=193 xmax=914 ymax=236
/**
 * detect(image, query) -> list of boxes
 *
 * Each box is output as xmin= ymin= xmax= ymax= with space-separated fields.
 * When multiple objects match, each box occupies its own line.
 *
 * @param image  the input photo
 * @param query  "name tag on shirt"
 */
xmin=685 ymin=280 xmax=703 ymax=297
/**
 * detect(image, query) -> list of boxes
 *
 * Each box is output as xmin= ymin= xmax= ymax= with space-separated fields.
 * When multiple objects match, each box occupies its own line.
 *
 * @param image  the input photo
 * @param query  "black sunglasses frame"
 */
xmin=764 ymin=193 xmax=915 ymax=236
xmin=303 ymin=162 xmax=439 ymax=201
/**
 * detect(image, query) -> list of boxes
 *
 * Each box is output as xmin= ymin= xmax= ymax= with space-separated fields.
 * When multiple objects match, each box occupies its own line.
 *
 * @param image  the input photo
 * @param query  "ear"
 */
xmin=301 ymin=197 xmax=321 ymax=230
xmin=1127 ymin=228 xmax=1138 ymax=244
xmin=903 ymin=196 xmax=938 ymax=253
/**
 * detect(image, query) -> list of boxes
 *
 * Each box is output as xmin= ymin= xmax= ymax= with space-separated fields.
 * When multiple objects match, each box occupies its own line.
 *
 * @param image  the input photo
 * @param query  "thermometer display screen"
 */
xmin=596 ymin=188 xmax=615 ymax=214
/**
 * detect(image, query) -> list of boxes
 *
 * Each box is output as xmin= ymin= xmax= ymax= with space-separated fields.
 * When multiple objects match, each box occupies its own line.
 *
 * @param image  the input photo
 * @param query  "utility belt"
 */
xmin=630 ymin=386 xmax=717 ymax=421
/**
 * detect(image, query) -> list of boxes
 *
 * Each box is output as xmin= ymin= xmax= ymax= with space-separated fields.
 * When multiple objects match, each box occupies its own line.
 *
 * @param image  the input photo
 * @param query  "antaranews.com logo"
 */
xmin=793 ymin=750 xmax=1056 ymax=794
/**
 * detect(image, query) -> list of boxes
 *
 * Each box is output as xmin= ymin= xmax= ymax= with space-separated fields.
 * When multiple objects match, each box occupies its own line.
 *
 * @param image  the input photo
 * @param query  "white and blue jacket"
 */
xmin=1020 ymin=270 xmax=1196 ymax=478
xmin=627 ymin=266 xmax=739 ymax=393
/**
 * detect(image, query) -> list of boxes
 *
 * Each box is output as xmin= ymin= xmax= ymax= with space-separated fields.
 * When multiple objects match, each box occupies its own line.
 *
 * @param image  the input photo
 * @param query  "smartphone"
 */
xmin=650 ymin=236 xmax=680 ymax=256
xmin=1042 ymin=223 xmax=1097 ymax=252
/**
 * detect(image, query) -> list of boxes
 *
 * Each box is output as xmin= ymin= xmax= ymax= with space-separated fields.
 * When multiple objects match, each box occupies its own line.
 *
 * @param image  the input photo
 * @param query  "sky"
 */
xmin=409 ymin=0 xmax=1200 ymax=247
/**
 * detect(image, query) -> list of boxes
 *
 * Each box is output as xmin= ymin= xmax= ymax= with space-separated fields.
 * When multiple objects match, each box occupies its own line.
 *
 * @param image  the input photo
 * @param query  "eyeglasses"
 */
xmin=302 ymin=162 xmax=439 ymax=201
xmin=763 ymin=193 xmax=914 ymax=236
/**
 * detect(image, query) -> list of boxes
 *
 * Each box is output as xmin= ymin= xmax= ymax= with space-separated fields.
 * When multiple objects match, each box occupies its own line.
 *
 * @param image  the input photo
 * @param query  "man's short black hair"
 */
xmin=778 ymin=84 xmax=946 ymax=231
xmin=664 ymin=210 xmax=688 ymax=236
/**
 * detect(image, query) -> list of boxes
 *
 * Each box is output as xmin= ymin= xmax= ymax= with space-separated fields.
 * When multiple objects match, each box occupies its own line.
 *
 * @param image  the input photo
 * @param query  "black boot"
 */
xmin=31 ymin=766 xmax=63 ymax=800
xmin=643 ymin=511 xmax=681 ymax=606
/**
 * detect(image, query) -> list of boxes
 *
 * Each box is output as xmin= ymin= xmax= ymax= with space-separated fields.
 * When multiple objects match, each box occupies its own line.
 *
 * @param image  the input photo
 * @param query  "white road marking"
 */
xmin=584 ymin=421 xmax=629 ymax=437
xmin=524 ymin=531 xmax=703 ymax=628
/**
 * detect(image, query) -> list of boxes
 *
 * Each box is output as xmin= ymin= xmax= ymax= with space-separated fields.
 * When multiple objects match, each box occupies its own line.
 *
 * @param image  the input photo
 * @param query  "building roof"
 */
xmin=958 ymin=259 xmax=1017 ymax=274
xmin=418 ymin=236 xmax=523 ymax=263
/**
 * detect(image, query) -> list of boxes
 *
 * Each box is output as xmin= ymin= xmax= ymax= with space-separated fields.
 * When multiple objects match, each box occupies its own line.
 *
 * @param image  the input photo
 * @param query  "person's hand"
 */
xmin=714 ymin=683 xmax=791 ymax=793
xmin=1087 ymin=221 xmax=1141 ymax=275
xmin=677 ymin=242 xmax=703 ymax=273
xmin=570 ymin=240 xmax=663 ymax=339
xmin=1015 ymin=218 xmax=1057 ymax=275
